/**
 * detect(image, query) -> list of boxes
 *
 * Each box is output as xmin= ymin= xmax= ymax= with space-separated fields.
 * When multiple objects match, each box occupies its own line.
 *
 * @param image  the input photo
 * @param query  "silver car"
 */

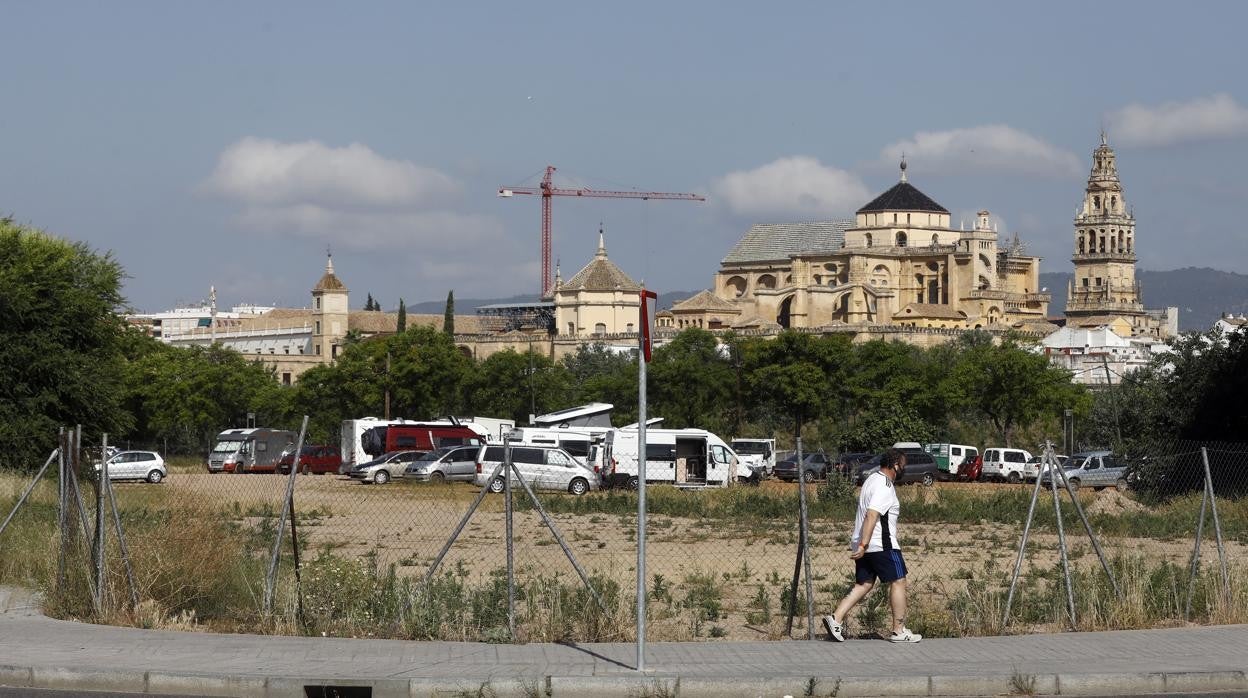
xmin=473 ymin=444 xmax=599 ymax=496
xmin=349 ymin=450 xmax=421 ymax=484
xmin=403 ymin=445 xmax=479 ymax=482
xmin=94 ymin=450 xmax=166 ymax=483
xmin=1041 ymin=450 xmax=1129 ymax=491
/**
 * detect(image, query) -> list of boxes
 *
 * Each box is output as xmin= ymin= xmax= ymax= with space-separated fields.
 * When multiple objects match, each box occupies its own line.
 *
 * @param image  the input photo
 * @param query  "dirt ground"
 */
xmin=106 ymin=471 xmax=1244 ymax=641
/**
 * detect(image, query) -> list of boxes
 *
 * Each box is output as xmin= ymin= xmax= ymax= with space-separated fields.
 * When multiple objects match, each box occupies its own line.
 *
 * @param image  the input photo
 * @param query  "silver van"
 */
xmin=474 ymin=444 xmax=599 ymax=496
xmin=1042 ymin=450 xmax=1129 ymax=491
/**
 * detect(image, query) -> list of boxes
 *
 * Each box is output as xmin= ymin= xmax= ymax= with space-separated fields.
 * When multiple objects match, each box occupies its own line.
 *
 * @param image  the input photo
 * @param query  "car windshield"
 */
xmin=415 ymin=447 xmax=455 ymax=462
xmin=210 ymin=441 xmax=242 ymax=454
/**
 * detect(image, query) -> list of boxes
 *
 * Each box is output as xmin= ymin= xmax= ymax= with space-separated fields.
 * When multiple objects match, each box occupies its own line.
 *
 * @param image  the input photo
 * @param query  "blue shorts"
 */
xmin=855 ymin=550 xmax=908 ymax=584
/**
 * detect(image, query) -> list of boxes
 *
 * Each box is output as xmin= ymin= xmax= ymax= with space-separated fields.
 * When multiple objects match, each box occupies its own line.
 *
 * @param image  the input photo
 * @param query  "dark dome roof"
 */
xmin=856 ymin=181 xmax=949 ymax=215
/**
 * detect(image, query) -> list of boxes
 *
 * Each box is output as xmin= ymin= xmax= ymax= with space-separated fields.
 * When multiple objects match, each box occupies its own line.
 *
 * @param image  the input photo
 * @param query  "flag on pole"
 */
xmin=639 ymin=289 xmax=658 ymax=363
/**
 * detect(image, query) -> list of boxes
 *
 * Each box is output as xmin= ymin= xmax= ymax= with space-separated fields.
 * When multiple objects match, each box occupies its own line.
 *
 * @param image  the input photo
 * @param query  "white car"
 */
xmin=474 ymin=444 xmax=599 ymax=496
xmin=95 ymin=450 xmax=166 ymax=483
xmin=981 ymin=447 xmax=1033 ymax=483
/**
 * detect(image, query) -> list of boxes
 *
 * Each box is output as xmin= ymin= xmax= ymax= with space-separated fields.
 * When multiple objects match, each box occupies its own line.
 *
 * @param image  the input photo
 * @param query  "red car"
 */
xmin=276 ymin=445 xmax=342 ymax=474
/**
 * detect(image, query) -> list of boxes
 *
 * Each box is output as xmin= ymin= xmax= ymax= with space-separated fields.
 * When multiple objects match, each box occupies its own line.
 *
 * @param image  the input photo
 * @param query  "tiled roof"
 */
xmin=562 ymin=250 xmax=640 ymax=292
xmin=722 ymin=220 xmax=853 ymax=264
xmin=313 ymin=256 xmax=348 ymax=292
xmin=856 ymin=182 xmax=948 ymax=214
xmin=671 ymin=290 xmax=740 ymax=313
xmin=898 ymin=303 xmax=967 ymax=320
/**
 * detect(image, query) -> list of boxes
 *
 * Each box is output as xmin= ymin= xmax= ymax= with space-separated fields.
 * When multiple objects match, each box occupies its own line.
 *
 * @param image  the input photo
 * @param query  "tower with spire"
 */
xmin=1065 ymin=134 xmax=1147 ymax=330
xmin=552 ymin=226 xmax=641 ymax=336
xmin=311 ymin=253 xmax=350 ymax=359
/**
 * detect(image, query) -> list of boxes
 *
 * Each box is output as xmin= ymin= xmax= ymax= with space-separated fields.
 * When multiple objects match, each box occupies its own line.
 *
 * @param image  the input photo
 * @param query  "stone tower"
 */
xmin=311 ymin=254 xmax=349 ymax=360
xmin=1065 ymin=134 xmax=1145 ymax=326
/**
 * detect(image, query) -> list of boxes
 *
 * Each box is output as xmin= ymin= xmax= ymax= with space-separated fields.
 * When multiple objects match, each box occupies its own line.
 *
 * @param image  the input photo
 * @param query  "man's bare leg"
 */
xmin=889 ymin=577 xmax=908 ymax=633
xmin=832 ymin=580 xmax=875 ymax=622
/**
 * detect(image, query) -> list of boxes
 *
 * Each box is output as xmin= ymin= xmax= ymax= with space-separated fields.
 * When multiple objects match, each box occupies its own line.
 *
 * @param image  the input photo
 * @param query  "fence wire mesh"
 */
xmin=3 ymin=434 xmax=1247 ymax=643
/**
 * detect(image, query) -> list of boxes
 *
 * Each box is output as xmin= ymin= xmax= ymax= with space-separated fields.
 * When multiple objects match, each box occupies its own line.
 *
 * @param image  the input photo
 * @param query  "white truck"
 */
xmin=603 ymin=428 xmax=754 ymax=489
xmin=730 ymin=438 xmax=776 ymax=478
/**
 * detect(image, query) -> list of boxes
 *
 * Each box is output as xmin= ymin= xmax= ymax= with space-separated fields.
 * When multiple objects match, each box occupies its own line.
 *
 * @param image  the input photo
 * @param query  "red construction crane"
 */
xmin=498 ymin=165 xmax=705 ymax=297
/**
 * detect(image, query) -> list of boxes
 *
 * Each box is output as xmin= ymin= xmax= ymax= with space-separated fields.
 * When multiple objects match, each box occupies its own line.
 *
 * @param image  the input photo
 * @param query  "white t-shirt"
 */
xmin=851 ymin=471 xmax=901 ymax=552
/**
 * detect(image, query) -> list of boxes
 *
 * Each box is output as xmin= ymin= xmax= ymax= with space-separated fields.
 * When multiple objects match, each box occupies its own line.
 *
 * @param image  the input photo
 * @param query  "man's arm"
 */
xmin=851 ymin=508 xmax=880 ymax=559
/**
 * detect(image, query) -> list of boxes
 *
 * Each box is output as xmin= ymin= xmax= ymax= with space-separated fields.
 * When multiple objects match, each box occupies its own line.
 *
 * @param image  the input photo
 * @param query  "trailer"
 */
xmin=206 ymin=428 xmax=297 ymax=473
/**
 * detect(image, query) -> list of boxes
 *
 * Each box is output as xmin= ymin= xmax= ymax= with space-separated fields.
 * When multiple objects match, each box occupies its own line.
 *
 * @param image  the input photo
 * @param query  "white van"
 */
xmin=730 ymin=438 xmax=776 ymax=477
xmin=603 ymin=428 xmax=753 ymax=489
xmin=982 ymin=447 xmax=1033 ymax=483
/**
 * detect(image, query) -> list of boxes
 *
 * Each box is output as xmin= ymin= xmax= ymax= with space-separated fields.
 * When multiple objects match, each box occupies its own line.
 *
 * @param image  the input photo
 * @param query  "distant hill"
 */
xmin=1040 ymin=268 xmax=1248 ymax=332
xmin=406 ymin=291 xmax=701 ymax=315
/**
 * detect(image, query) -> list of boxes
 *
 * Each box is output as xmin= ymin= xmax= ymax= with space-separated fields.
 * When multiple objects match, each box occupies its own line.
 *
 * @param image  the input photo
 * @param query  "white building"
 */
xmin=1041 ymin=325 xmax=1160 ymax=385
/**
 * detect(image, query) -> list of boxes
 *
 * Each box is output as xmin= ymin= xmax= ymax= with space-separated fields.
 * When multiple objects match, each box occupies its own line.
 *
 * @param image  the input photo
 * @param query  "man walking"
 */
xmin=822 ymin=448 xmax=921 ymax=643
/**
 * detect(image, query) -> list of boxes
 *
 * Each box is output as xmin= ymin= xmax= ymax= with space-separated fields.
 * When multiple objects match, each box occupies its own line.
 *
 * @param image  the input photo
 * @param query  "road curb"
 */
xmin=2 ymin=666 xmax=1247 ymax=697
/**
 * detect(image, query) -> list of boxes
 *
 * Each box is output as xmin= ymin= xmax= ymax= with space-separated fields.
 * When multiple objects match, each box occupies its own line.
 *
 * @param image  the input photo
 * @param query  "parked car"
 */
xmin=276 ymin=445 xmax=342 ymax=474
xmin=349 ymin=450 xmax=422 ymax=484
xmin=773 ymin=451 xmax=831 ymax=482
xmin=475 ymin=444 xmax=599 ymax=496
xmin=852 ymin=449 xmax=939 ymax=487
xmin=831 ymin=452 xmax=874 ymax=479
xmin=94 ymin=450 xmax=166 ymax=483
xmin=981 ymin=447 xmax=1034 ymax=483
xmin=1024 ymin=453 xmax=1069 ymax=481
xmin=1040 ymin=450 xmax=1129 ymax=491
xmin=403 ymin=445 xmax=480 ymax=482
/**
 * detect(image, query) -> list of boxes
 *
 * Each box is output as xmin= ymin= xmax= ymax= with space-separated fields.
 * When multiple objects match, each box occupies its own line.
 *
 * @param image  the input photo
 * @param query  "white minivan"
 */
xmin=982 ymin=447 xmax=1033 ymax=483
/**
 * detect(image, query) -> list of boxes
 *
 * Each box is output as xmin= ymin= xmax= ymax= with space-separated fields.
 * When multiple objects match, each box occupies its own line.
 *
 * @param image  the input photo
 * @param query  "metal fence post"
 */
xmin=636 ymin=321 xmax=649 ymax=672
xmin=57 ymin=428 xmax=67 ymax=594
xmin=1003 ymin=444 xmax=1050 ymax=628
xmin=504 ymin=434 xmax=515 ymax=639
xmin=1201 ymin=447 xmax=1230 ymax=606
xmin=96 ymin=433 xmax=108 ymax=612
xmin=264 ymin=415 xmax=308 ymax=616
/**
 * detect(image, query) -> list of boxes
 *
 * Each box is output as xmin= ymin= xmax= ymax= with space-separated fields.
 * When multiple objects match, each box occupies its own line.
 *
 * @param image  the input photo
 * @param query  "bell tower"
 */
xmin=1065 ymin=134 xmax=1145 ymax=326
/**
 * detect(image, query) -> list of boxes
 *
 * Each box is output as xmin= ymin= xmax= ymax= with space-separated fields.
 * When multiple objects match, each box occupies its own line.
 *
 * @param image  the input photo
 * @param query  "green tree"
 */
xmin=649 ymin=328 xmax=732 ymax=432
xmin=364 ymin=293 xmax=376 ymax=311
xmin=443 ymin=290 xmax=455 ymax=335
xmin=0 ymin=219 xmax=132 ymax=466
xmin=396 ymin=298 xmax=407 ymax=333
xmin=561 ymin=343 xmax=638 ymax=424
xmin=465 ymin=349 xmax=569 ymax=424
xmin=740 ymin=331 xmax=853 ymax=437
xmin=943 ymin=333 xmax=1088 ymax=447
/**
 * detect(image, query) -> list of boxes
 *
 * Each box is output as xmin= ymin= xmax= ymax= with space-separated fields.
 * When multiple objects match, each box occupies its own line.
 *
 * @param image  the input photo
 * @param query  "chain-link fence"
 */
xmin=2 ymin=429 xmax=1247 ymax=645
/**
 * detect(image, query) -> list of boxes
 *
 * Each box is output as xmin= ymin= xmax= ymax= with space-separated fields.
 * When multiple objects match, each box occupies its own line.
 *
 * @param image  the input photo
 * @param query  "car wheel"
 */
xmin=1068 ymin=477 xmax=1081 ymax=491
xmin=147 ymin=470 xmax=163 ymax=484
xmin=1115 ymin=478 xmax=1128 ymax=492
xmin=921 ymin=473 xmax=935 ymax=487
xmin=627 ymin=476 xmax=640 ymax=491
xmin=374 ymin=470 xmax=390 ymax=485
xmin=488 ymin=477 xmax=506 ymax=494
xmin=431 ymin=471 xmax=445 ymax=483
xmin=569 ymin=478 xmax=590 ymax=496
xmin=1007 ymin=472 xmax=1021 ymax=484
xmin=803 ymin=469 xmax=818 ymax=482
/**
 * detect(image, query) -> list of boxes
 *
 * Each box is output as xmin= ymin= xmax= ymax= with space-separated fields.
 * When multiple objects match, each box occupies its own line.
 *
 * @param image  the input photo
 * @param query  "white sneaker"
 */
xmin=889 ymin=627 xmax=922 ymax=643
xmin=821 ymin=615 xmax=844 ymax=642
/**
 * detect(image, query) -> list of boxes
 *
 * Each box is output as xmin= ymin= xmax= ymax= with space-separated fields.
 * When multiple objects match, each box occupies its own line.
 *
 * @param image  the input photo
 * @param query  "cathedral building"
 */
xmin=671 ymin=160 xmax=1051 ymax=337
xmin=1064 ymin=135 xmax=1175 ymax=339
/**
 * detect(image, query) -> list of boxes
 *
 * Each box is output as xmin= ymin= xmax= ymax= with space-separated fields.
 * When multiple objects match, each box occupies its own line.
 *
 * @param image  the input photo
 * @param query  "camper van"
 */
xmin=505 ymin=427 xmax=610 ymax=468
xmin=603 ymin=428 xmax=753 ymax=489
xmin=340 ymin=417 xmax=488 ymax=472
xmin=206 ymin=428 xmax=296 ymax=473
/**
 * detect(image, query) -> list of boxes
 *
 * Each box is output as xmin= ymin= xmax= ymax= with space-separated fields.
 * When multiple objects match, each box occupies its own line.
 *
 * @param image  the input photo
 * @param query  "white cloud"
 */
xmin=205 ymin=137 xmax=462 ymax=207
xmin=1106 ymin=93 xmax=1248 ymax=147
xmin=710 ymin=156 xmax=871 ymax=218
xmin=233 ymin=205 xmax=507 ymax=251
xmin=879 ymin=125 xmax=1081 ymax=178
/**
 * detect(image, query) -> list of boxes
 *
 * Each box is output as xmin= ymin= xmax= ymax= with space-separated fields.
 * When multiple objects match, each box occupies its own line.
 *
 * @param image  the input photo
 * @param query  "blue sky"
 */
xmin=4 ymin=1 xmax=1247 ymax=312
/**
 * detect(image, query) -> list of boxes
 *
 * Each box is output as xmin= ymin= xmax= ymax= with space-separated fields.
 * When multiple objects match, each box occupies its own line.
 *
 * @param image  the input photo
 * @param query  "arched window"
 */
xmin=757 ymin=274 xmax=777 ymax=290
xmin=870 ymin=265 xmax=891 ymax=287
xmin=1094 ymin=196 xmax=1101 ymax=211
xmin=865 ymin=233 xmax=873 ymax=247
xmin=896 ymin=231 xmax=908 ymax=247
xmin=1118 ymin=230 xmax=1125 ymax=253
xmin=726 ymin=275 xmax=747 ymax=298
xmin=1078 ymin=234 xmax=1085 ymax=255
xmin=978 ymin=275 xmax=991 ymax=291
xmin=931 ymin=233 xmax=940 ymax=246
xmin=777 ymin=296 xmax=794 ymax=329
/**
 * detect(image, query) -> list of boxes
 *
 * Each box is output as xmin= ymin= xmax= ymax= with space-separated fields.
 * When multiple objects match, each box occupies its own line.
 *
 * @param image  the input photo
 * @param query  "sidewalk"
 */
xmin=2 ymin=587 xmax=1246 ymax=697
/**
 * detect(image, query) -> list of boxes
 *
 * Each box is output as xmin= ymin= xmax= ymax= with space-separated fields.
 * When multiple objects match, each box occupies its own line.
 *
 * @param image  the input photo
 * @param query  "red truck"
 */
xmin=276 ymin=445 xmax=343 ymax=474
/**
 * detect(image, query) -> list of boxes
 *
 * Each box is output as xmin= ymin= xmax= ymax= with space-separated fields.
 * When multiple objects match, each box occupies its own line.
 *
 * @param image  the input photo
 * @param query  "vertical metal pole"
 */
xmin=57 ymin=428 xmax=67 ymax=594
xmin=96 ymin=434 xmax=108 ymax=612
xmin=1003 ymin=445 xmax=1049 ymax=627
xmin=504 ymin=435 xmax=515 ymax=639
xmin=1051 ymin=456 xmax=1076 ymax=629
xmin=287 ymin=487 xmax=305 ymax=629
xmin=799 ymin=438 xmax=815 ymax=639
xmin=1185 ymin=479 xmax=1209 ymax=620
xmin=636 ymin=321 xmax=648 ymax=672
xmin=1056 ymin=450 xmax=1120 ymax=601
xmin=786 ymin=437 xmax=805 ymax=636
xmin=265 ymin=415 xmax=308 ymax=615
xmin=1201 ymin=448 xmax=1231 ymax=606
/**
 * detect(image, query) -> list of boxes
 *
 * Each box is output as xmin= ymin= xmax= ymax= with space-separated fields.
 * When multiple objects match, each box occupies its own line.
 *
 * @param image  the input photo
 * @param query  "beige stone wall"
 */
xmin=554 ymin=289 xmax=640 ymax=337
